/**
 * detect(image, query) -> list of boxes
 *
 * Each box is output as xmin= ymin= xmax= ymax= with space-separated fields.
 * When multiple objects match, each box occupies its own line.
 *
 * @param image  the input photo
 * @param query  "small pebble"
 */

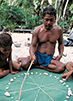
xmin=14 ymin=77 xmax=16 ymax=79
xmin=39 ymin=73 xmax=41 ymax=75
xmin=11 ymin=97 xmax=13 ymax=99
xmin=24 ymin=73 xmax=29 ymax=76
xmin=62 ymin=83 xmax=66 ymax=85
xmin=59 ymin=80 xmax=63 ymax=83
xmin=66 ymin=85 xmax=69 ymax=87
xmin=56 ymin=77 xmax=59 ymax=79
xmin=43 ymin=73 xmax=48 ymax=76
xmin=8 ymin=82 xmax=10 ymax=85
xmin=18 ymin=75 xmax=20 ymax=77
xmin=54 ymin=76 xmax=56 ymax=78
xmin=7 ymin=85 xmax=9 ymax=87
xmin=49 ymin=75 xmax=52 ymax=77
xmin=36 ymin=72 xmax=38 ymax=74
xmin=66 ymin=96 xmax=69 ymax=99
xmin=63 ymin=79 xmax=66 ymax=81
xmin=4 ymin=92 xmax=10 ymax=97
xmin=10 ymin=78 xmax=14 ymax=82
xmin=6 ymin=87 xmax=9 ymax=90
xmin=31 ymin=72 xmax=33 ymax=74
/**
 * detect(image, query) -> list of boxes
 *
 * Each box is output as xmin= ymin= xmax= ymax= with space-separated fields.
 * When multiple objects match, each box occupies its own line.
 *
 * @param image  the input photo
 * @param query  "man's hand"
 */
xmin=30 ymin=54 xmax=36 ymax=61
xmin=61 ymin=71 xmax=73 ymax=81
xmin=53 ymin=55 xmax=62 ymax=60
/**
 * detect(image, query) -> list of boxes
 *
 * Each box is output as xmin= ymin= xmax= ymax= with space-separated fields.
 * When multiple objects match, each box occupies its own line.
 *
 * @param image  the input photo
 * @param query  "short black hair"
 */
xmin=42 ymin=6 xmax=56 ymax=18
xmin=0 ymin=33 xmax=12 ymax=47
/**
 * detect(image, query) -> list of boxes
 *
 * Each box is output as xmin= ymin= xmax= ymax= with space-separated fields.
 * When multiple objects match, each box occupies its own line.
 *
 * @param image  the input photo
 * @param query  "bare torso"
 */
xmin=0 ymin=52 xmax=10 ymax=68
xmin=36 ymin=24 xmax=61 ymax=55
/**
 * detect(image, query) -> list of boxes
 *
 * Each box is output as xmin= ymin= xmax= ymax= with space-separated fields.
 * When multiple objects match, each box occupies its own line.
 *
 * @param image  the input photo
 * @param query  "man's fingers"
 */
xmin=61 ymin=73 xmax=67 ymax=78
xmin=65 ymin=75 xmax=70 ymax=81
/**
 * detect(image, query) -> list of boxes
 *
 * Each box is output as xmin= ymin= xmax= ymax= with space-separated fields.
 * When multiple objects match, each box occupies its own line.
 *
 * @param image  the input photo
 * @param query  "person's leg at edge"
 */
xmin=66 ymin=62 xmax=73 ymax=71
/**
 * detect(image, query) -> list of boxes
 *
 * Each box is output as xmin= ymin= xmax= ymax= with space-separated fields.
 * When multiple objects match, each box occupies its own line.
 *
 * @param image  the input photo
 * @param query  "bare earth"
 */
xmin=10 ymin=32 xmax=73 ymax=64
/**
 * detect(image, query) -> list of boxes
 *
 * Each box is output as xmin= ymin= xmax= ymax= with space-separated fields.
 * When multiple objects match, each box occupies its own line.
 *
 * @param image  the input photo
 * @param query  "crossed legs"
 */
xmin=17 ymin=56 xmax=65 ymax=73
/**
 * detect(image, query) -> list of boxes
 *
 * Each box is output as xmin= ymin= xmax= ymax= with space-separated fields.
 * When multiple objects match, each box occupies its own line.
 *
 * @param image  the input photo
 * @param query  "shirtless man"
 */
xmin=0 ymin=33 xmax=21 ymax=78
xmin=17 ymin=6 xmax=65 ymax=73
xmin=61 ymin=62 xmax=73 ymax=81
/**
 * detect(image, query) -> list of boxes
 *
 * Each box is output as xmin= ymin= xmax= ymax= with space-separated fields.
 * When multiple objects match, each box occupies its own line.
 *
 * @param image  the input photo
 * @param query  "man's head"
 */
xmin=42 ymin=6 xmax=56 ymax=30
xmin=42 ymin=6 xmax=56 ymax=18
xmin=0 ymin=33 xmax=12 ymax=54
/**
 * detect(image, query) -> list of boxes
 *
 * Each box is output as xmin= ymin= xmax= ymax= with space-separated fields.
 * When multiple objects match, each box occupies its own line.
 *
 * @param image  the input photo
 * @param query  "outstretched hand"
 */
xmin=61 ymin=71 xmax=73 ymax=81
xmin=53 ymin=55 xmax=62 ymax=60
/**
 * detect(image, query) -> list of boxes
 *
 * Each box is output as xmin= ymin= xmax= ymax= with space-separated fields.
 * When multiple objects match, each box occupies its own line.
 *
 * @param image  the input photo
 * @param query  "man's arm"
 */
xmin=29 ymin=28 xmax=38 ymax=61
xmin=9 ymin=49 xmax=17 ymax=74
xmin=57 ymin=28 xmax=64 ymax=60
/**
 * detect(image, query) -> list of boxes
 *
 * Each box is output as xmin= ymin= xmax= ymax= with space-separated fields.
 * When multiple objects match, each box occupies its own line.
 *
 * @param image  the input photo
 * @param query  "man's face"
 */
xmin=43 ymin=14 xmax=55 ymax=30
xmin=0 ymin=46 xmax=11 ymax=54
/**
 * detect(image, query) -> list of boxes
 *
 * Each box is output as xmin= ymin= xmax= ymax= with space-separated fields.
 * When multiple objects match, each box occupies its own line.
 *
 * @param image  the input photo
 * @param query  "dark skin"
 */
xmin=61 ymin=62 xmax=73 ymax=81
xmin=0 ymin=45 xmax=21 ymax=78
xmin=17 ymin=14 xmax=65 ymax=73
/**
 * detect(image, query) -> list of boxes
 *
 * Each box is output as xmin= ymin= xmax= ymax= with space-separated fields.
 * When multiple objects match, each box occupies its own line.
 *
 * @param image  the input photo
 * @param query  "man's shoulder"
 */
xmin=54 ymin=24 xmax=62 ymax=31
xmin=33 ymin=24 xmax=43 ymax=33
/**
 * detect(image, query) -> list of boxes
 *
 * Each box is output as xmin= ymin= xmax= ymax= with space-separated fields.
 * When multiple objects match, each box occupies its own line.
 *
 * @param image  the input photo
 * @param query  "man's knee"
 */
xmin=21 ymin=57 xmax=31 ymax=69
xmin=57 ymin=64 xmax=65 ymax=73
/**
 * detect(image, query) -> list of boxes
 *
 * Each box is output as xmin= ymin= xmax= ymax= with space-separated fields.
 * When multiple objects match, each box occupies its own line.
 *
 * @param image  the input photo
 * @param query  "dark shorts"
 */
xmin=35 ymin=51 xmax=53 ymax=66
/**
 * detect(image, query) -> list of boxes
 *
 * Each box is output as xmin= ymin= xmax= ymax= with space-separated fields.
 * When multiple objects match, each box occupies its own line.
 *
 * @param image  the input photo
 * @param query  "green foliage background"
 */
xmin=0 ymin=0 xmax=73 ymax=32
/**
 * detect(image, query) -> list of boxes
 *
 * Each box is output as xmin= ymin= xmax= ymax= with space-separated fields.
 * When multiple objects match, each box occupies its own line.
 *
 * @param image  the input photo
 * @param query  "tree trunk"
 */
xmin=63 ymin=0 xmax=69 ymax=22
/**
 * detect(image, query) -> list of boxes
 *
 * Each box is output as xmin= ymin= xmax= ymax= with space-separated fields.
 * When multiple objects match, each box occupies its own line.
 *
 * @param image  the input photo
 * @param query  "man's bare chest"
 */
xmin=38 ymin=32 xmax=59 ymax=43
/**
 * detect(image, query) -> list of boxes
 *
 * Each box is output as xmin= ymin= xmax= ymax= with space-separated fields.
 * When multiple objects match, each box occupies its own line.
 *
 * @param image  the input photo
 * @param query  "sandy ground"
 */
xmin=1 ymin=31 xmax=73 ymax=64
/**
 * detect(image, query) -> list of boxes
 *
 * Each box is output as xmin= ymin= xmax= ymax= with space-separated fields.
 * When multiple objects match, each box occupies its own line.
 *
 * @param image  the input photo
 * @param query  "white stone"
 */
xmin=68 ymin=88 xmax=73 ymax=96
xmin=24 ymin=73 xmax=29 ymax=76
xmin=39 ymin=73 xmax=41 ymax=75
xmin=66 ymin=85 xmax=69 ymax=87
xmin=43 ymin=73 xmax=48 ymax=76
xmin=54 ymin=76 xmax=56 ymax=78
xmin=49 ymin=74 xmax=52 ymax=77
xmin=62 ymin=83 xmax=66 ymax=85
xmin=10 ymin=78 xmax=14 ymax=82
xmin=59 ymin=80 xmax=63 ymax=83
xmin=63 ymin=79 xmax=66 ymax=81
xmin=56 ymin=77 xmax=59 ymax=79
xmin=36 ymin=72 xmax=38 ymax=74
xmin=31 ymin=72 xmax=33 ymax=74
xmin=6 ymin=87 xmax=9 ymax=90
xmin=66 ymin=96 xmax=69 ymax=99
xmin=4 ymin=92 xmax=10 ymax=97
xmin=8 ymin=82 xmax=10 ymax=85
xmin=18 ymin=75 xmax=20 ymax=77
xmin=14 ymin=77 xmax=16 ymax=79
xmin=7 ymin=85 xmax=9 ymax=87
xmin=11 ymin=97 xmax=13 ymax=99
